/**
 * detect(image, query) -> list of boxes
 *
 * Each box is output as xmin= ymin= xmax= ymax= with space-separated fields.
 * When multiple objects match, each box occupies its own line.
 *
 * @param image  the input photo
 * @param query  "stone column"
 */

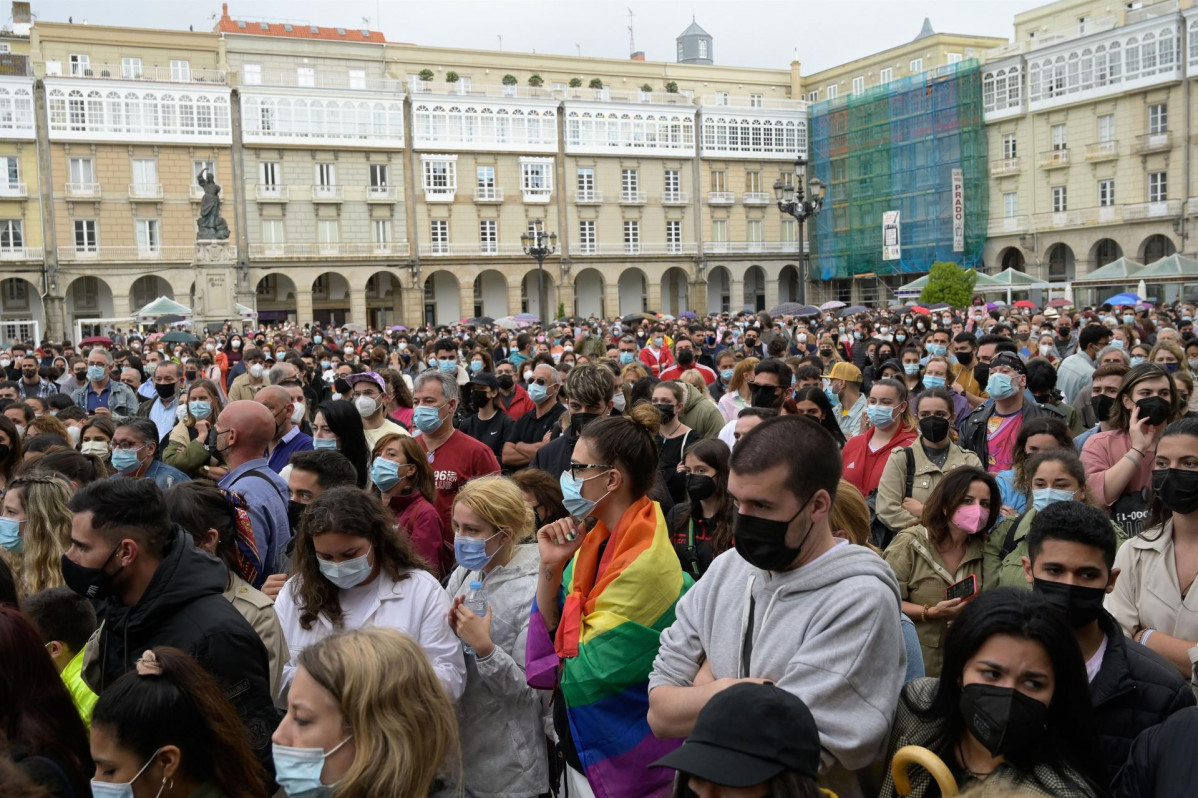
xmin=729 ymin=278 xmax=745 ymax=313
xmin=646 ymin=277 xmax=662 ymax=315
xmin=459 ymin=283 xmax=475 ymax=322
xmin=764 ymin=273 xmax=780 ymax=314
xmin=691 ymin=279 xmax=709 ymax=316
xmin=507 ymin=278 xmax=523 ymax=317
xmin=605 ymin=280 xmax=620 ymax=319
xmin=349 ymin=289 xmax=368 ymax=328
xmin=295 ymin=284 xmax=314 ymax=326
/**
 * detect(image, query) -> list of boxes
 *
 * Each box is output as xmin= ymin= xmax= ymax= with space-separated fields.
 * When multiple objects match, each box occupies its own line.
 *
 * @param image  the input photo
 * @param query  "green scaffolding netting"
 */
xmin=809 ymin=59 xmax=989 ymax=282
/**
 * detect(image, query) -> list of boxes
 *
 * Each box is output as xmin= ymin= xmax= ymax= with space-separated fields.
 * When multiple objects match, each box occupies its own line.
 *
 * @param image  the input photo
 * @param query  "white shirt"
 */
xmin=1086 ymin=634 xmax=1109 ymax=683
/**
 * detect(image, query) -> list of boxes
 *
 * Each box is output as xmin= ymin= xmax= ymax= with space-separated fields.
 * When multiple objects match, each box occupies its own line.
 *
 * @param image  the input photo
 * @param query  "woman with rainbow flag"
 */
xmin=526 ymin=402 xmax=692 ymax=798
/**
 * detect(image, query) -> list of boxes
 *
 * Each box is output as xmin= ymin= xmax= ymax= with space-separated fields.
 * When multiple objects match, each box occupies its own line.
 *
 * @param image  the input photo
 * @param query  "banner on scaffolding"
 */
xmin=952 ymin=169 xmax=964 ymax=252
xmin=882 ymin=210 xmax=901 ymax=261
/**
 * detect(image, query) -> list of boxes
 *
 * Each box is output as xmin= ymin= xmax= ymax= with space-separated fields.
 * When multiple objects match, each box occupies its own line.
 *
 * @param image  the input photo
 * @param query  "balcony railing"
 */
xmin=253 ymin=71 xmax=402 ymax=93
xmin=0 ymin=247 xmax=43 ymax=261
xmin=407 ymin=78 xmax=558 ymax=100
xmin=425 ymin=187 xmax=456 ymax=203
xmin=255 ymin=185 xmax=289 ymax=201
xmin=619 ymin=191 xmax=647 ymax=204
xmin=1084 ymin=141 xmax=1119 ymax=161
xmin=574 ymin=190 xmax=603 ymax=204
xmin=65 ymin=182 xmax=101 ymax=199
xmin=700 ymin=94 xmax=805 ymax=110
xmin=661 ymin=191 xmax=689 ymax=205
xmin=702 ymin=241 xmax=794 ymax=254
xmin=522 ymin=188 xmax=553 ymax=204
xmin=989 ymin=158 xmax=1021 ymax=176
xmin=707 ymin=191 xmax=735 ymax=204
xmin=1124 ymin=199 xmax=1182 ymax=220
xmin=1038 ymin=149 xmax=1070 ymax=169
xmin=1133 ymin=132 xmax=1172 ymax=154
xmin=65 ymin=65 xmax=228 ymax=85
xmin=311 ymin=185 xmax=344 ymax=202
xmin=0 ymin=182 xmax=27 ymax=198
xmin=570 ymin=242 xmax=698 ymax=256
xmin=988 ymin=216 xmax=1029 ymax=235
xmin=366 ymin=186 xmax=397 ymax=202
xmin=473 ymin=187 xmax=504 ymax=203
xmin=128 ymin=183 xmax=163 ymax=200
xmin=248 ymin=242 xmax=409 ymax=259
xmin=742 ymin=192 xmax=771 ymax=205
xmin=1032 ymin=206 xmax=1126 ymax=229
xmin=420 ymin=242 xmax=526 ymax=257
xmin=189 ymin=184 xmax=205 ymax=200
xmin=57 ymin=245 xmax=196 ymax=261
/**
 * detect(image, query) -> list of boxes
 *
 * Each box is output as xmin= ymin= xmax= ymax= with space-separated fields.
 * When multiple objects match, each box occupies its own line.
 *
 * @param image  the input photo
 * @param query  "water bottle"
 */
xmin=462 ymin=580 xmax=488 ymax=656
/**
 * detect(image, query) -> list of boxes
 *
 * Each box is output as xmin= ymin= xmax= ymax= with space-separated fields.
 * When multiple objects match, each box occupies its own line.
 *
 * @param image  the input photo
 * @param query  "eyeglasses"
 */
xmin=529 ymin=377 xmax=552 ymax=386
xmin=568 ymin=462 xmax=612 ymax=481
xmin=109 ymin=440 xmax=148 ymax=452
xmin=747 ymin=381 xmax=781 ymax=392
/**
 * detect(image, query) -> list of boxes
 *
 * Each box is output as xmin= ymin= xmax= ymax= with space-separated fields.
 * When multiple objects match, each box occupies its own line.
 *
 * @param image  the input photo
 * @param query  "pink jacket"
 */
xmin=1080 ymin=429 xmax=1154 ymax=509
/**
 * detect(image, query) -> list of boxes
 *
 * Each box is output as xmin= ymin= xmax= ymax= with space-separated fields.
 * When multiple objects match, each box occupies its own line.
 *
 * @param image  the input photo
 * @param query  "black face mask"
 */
xmin=958 ymin=683 xmax=1048 ymax=758
xmin=751 ymin=386 xmax=782 ymax=409
xmin=569 ymin=412 xmax=601 ymax=436
xmin=676 ymin=349 xmax=695 ymax=366
xmin=819 ymin=348 xmax=833 ymax=357
xmin=1033 ymin=577 xmax=1107 ymax=629
xmin=1090 ymin=393 xmax=1115 ymax=423
xmin=496 ymin=374 xmax=514 ymax=390
xmin=470 ymin=390 xmax=490 ymax=408
xmin=1153 ymin=468 xmax=1198 ymax=515
xmin=185 ymin=370 xmax=197 ymax=381
xmin=687 ymin=474 xmax=717 ymax=502
xmin=973 ymin=361 xmax=990 ymax=388
xmin=733 ymin=492 xmax=813 ymax=572
xmin=0 ymin=443 xmax=9 ymax=461
xmin=956 ymin=350 xmax=974 ymax=367
xmin=60 ymin=547 xmax=122 ymax=601
xmin=1136 ymin=396 xmax=1171 ymax=426
xmin=154 ymin=382 xmax=176 ymax=400
xmin=1058 ymin=327 xmax=1072 ymax=339
xmin=74 ymin=371 xmax=87 ymax=381
xmin=918 ymin=415 xmax=950 ymax=444
xmin=745 ymin=339 xmax=758 ymax=348
xmin=654 ymin=403 xmax=677 ymax=422
xmin=288 ymin=499 xmax=307 ymax=531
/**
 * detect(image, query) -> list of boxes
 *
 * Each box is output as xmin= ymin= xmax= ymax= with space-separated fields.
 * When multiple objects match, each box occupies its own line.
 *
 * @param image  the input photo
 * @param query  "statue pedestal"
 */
xmin=191 ymin=241 xmax=243 ymax=330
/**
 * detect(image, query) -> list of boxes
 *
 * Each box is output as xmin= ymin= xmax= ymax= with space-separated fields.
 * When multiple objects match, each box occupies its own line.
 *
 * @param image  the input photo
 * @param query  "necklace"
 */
xmin=956 ymin=741 xmax=996 ymax=780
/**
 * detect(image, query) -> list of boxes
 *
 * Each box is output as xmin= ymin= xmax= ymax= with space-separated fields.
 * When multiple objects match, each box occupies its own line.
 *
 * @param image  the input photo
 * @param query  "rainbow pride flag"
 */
xmin=527 ymin=496 xmax=691 ymax=798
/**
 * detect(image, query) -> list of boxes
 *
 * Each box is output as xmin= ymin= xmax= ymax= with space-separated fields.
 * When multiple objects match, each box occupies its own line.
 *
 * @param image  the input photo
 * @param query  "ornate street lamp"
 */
xmin=520 ymin=219 xmax=557 ymax=321
xmin=774 ymin=157 xmax=825 ymax=306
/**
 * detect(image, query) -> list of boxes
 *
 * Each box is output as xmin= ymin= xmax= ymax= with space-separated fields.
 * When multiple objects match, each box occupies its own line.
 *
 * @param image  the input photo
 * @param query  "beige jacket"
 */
xmin=227 ymin=372 xmax=268 ymax=403
xmin=1105 ymin=518 xmax=1198 ymax=692
xmin=875 ymin=441 xmax=981 ymax=533
xmin=224 ymin=572 xmax=286 ymax=701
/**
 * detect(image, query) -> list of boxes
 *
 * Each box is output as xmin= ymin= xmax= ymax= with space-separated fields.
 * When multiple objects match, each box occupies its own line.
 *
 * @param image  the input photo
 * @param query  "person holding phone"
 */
xmin=883 ymin=466 xmax=1001 ymax=677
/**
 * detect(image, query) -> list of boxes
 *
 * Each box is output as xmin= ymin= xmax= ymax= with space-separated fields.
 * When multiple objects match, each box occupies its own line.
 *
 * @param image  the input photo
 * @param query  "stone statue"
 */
xmin=196 ymin=168 xmax=230 ymax=241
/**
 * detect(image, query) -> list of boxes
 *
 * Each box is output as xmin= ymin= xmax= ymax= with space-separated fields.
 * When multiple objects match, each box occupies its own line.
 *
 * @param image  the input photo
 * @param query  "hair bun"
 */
xmin=627 ymin=401 xmax=662 ymax=437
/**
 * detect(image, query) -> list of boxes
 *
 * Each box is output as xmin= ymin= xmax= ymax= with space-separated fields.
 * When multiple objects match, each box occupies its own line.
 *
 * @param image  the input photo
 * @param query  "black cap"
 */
xmin=989 ymin=351 xmax=1027 ymax=375
xmin=469 ymin=371 xmax=499 ymax=389
xmin=650 ymin=683 xmax=820 ymax=787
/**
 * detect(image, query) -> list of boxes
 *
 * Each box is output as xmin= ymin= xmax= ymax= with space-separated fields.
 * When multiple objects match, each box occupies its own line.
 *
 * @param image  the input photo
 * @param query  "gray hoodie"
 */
xmin=649 ymin=540 xmax=905 ymax=798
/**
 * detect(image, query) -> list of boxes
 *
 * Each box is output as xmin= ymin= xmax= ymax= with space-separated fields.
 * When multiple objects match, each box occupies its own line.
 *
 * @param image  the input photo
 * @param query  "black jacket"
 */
xmin=1091 ymin=610 xmax=1195 ymax=781
xmin=85 ymin=529 xmax=280 ymax=768
xmin=1114 ymin=706 xmax=1198 ymax=797
xmin=530 ymin=425 xmax=579 ymax=478
xmin=958 ymin=397 xmax=1065 ymax=467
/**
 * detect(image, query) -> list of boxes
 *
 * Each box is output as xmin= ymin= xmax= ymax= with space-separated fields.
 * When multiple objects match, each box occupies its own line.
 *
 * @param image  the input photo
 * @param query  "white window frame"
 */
xmin=121 ymin=57 xmax=142 ymax=80
xmin=1052 ymin=185 xmax=1067 ymax=212
xmin=1051 ymin=123 xmax=1067 ymax=151
xmin=909 ymin=58 xmax=923 ymax=73
xmin=826 ymin=85 xmax=838 ymax=100
xmin=947 ymin=53 xmax=963 ymax=64
xmin=1002 ymin=133 xmax=1017 ymax=159
xmin=373 ymin=219 xmax=392 ymax=251
xmin=297 ymin=67 xmax=316 ymax=87
xmin=1003 ymin=192 xmax=1018 ymax=217
xmin=260 ymin=161 xmax=280 ymax=187
xmin=1099 ymin=179 xmax=1115 ymax=207
xmin=170 ymin=60 xmax=190 ymax=82
xmin=479 ymin=219 xmax=498 ymax=254
xmin=317 ymin=220 xmax=339 ymax=253
xmin=621 ymin=168 xmax=639 ymax=201
xmin=74 ymin=219 xmax=97 ymax=253
xmin=852 ymin=76 xmax=865 ymax=94
xmin=664 ymin=169 xmax=681 ymax=201
xmin=369 ymin=163 xmax=389 ymax=187
xmin=666 ymin=220 xmax=682 ymax=253
xmin=348 ymin=69 xmax=366 ymax=90
xmin=578 ymin=220 xmax=596 ymax=254
xmin=430 ymin=219 xmax=449 ymax=254
xmin=1149 ymin=171 xmax=1167 ymax=203
xmin=749 ymin=93 xmax=763 ymax=108
xmin=422 ymin=156 xmax=457 ymax=196
xmin=623 ymin=220 xmax=640 ymax=254
xmin=746 ymin=219 xmax=763 ymax=249
xmin=315 ymin=162 xmax=336 ymax=187
xmin=711 ymin=219 xmax=728 ymax=246
xmin=879 ymin=68 xmax=893 ymax=84
xmin=698 ymin=40 xmax=708 ymax=59
xmin=577 ymin=167 xmax=595 ymax=197
xmin=68 ymin=156 xmax=94 ymax=186
xmin=1098 ymin=114 xmax=1115 ymax=143
xmin=135 ymin=218 xmax=160 ymax=254
xmin=69 ymin=54 xmax=90 ymax=77
xmin=261 ymin=219 xmax=284 ymax=252
xmin=520 ymin=158 xmax=553 ymax=198
xmin=1149 ymin=103 xmax=1168 ymax=135
xmin=0 ymin=219 xmax=23 ymax=251
xmin=242 ymin=64 xmax=262 ymax=86
xmin=1 ymin=156 xmax=20 ymax=190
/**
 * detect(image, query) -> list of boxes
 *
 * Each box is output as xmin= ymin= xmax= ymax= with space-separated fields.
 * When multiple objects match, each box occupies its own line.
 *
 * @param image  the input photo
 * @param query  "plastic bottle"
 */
xmin=462 ymin=580 xmax=488 ymax=655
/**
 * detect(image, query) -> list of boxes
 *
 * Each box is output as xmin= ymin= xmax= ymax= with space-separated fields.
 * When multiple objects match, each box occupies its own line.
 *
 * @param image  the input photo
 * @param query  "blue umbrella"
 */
xmin=1102 ymin=292 xmax=1142 ymax=306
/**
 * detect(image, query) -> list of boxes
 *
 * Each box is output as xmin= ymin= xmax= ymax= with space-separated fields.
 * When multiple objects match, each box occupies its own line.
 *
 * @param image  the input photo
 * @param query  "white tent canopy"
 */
xmin=134 ymin=296 xmax=193 ymax=321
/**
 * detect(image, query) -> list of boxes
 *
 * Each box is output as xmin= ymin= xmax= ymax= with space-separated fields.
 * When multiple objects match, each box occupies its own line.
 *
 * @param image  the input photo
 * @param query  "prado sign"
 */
xmin=952 ymin=169 xmax=964 ymax=253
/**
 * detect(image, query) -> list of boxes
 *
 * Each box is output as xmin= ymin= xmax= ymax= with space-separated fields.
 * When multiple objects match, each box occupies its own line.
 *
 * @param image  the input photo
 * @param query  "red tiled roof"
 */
xmin=216 ymin=3 xmax=385 ymax=43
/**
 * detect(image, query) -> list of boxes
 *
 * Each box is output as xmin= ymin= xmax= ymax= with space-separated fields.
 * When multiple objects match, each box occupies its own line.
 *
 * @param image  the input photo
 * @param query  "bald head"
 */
xmin=255 ymin=385 xmax=295 ymax=441
xmin=218 ymin=400 xmax=275 ymax=464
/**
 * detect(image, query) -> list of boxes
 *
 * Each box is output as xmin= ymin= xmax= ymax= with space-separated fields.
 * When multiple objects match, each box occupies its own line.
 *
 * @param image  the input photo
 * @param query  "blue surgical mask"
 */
xmin=412 ymin=404 xmax=444 ymax=434
xmin=853 ymin=331 xmax=863 ymax=340
xmin=90 ymin=749 xmax=162 ymax=798
xmin=469 ymin=360 xmax=484 ymax=373
xmin=87 ymin=364 xmax=107 ymax=382
xmin=927 ymin=343 xmax=947 ymax=357
xmin=895 ymin=334 xmax=907 ymax=343
xmin=438 ymin=358 xmax=458 ymax=374
xmin=903 ymin=363 xmax=921 ymax=376
xmin=320 ymin=360 xmax=333 ymax=370
xmin=318 ymin=550 xmax=373 ymax=589
xmin=867 ymin=404 xmax=896 ymax=428
xmin=0 ymin=517 xmax=22 ymax=553
xmin=528 ymin=383 xmax=550 ymax=404
xmin=923 ymin=375 xmax=946 ymax=390
xmin=720 ymin=368 xmax=734 ymax=382
xmin=110 ymin=445 xmax=145 ymax=474
xmin=986 ymin=373 xmax=1017 ymax=400
xmin=619 ymin=351 xmax=635 ymax=365
xmin=559 ymin=468 xmax=611 ymax=518
xmin=1122 ymin=315 xmax=1134 ymax=325
xmin=370 ymin=458 xmax=403 ymax=492
xmin=825 ymin=386 xmax=840 ymax=407
xmin=1110 ymin=339 xmax=1124 ymax=350
xmin=1033 ymin=487 xmax=1077 ymax=512
xmin=273 ymin=738 xmax=352 ymax=798
xmin=1131 ymin=356 xmax=1146 ymax=367
xmin=188 ymin=401 xmax=212 ymax=420
xmin=313 ymin=335 xmax=323 ymax=344
xmin=454 ymin=530 xmax=503 ymax=571
xmin=312 ymin=437 xmax=338 ymax=450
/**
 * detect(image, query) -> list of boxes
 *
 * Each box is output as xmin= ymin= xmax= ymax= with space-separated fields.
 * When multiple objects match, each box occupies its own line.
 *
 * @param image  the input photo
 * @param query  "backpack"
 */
xmin=867 ymin=446 xmax=916 ymax=550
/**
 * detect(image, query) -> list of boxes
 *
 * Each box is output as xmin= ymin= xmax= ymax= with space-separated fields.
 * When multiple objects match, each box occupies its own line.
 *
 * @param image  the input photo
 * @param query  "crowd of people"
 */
xmin=1 ymin=295 xmax=1198 ymax=797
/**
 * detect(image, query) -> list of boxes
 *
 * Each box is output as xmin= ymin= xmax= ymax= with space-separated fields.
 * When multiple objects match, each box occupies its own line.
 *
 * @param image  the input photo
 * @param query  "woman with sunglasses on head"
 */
xmin=369 ymin=432 xmax=447 ymax=577
xmin=529 ymin=403 xmax=690 ymax=797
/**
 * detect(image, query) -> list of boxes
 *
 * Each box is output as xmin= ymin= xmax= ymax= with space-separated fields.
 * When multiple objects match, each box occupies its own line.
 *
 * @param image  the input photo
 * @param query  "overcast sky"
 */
xmin=29 ymin=1 xmax=1043 ymax=74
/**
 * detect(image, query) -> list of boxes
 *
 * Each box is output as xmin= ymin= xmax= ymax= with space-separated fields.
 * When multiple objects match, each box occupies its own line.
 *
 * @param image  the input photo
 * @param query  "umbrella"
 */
xmin=820 ymin=300 xmax=846 ymax=310
xmin=390 ymin=325 xmax=408 ymax=331
xmin=794 ymin=305 xmax=821 ymax=318
xmin=514 ymin=313 xmax=541 ymax=324
xmin=769 ymin=302 xmax=806 ymax=316
xmin=80 ymin=336 xmax=113 ymax=346
xmin=985 ymin=302 xmax=999 ymax=310
xmin=1047 ymin=298 xmax=1074 ymax=308
xmin=160 ymin=330 xmax=200 ymax=344
xmin=657 ymin=313 xmax=676 ymax=321
xmin=837 ymin=305 xmax=868 ymax=317
xmin=622 ymin=312 xmax=656 ymax=323
xmin=1014 ymin=300 xmax=1036 ymax=309
xmin=679 ymin=311 xmax=697 ymax=319
xmin=909 ymin=305 xmax=930 ymax=315
xmin=1102 ymin=292 xmax=1142 ymax=306
xmin=156 ymin=314 xmax=185 ymax=326
xmin=927 ymin=303 xmax=952 ymax=311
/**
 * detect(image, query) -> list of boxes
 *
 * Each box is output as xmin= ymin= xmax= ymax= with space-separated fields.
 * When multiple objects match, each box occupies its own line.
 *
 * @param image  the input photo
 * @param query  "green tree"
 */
xmin=568 ymin=77 xmax=583 ymax=88
xmin=588 ymin=77 xmax=604 ymax=89
xmin=640 ymin=83 xmax=653 ymax=92
xmin=919 ymin=261 xmax=976 ymax=308
xmin=418 ymin=69 xmax=434 ymax=82
xmin=664 ymin=80 xmax=679 ymax=93
xmin=557 ymin=301 xmax=567 ymax=320
xmin=528 ymin=74 xmax=544 ymax=87
xmin=502 ymin=74 xmax=518 ymax=85
xmin=445 ymin=70 xmax=460 ymax=83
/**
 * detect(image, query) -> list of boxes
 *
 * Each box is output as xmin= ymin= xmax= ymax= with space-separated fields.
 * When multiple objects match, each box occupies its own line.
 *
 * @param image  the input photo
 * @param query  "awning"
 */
xmin=1136 ymin=253 xmax=1198 ymax=282
xmin=1073 ymin=257 xmax=1145 ymax=285
xmin=134 ymin=296 xmax=192 ymax=320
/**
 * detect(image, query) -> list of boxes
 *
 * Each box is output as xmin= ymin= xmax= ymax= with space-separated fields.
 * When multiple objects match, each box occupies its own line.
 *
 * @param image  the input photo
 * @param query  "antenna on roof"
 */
xmin=627 ymin=6 xmax=636 ymax=57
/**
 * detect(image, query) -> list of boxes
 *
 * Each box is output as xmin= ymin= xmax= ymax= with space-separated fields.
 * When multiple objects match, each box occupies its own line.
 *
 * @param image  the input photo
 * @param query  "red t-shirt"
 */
xmin=418 ymin=430 xmax=501 ymax=533
xmin=659 ymin=363 xmax=717 ymax=385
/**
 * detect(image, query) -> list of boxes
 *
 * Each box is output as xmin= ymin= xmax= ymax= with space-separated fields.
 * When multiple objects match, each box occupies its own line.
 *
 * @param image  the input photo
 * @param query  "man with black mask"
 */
xmin=530 ymin=363 xmax=614 ymax=479
xmin=648 ymin=416 xmax=905 ymax=798
xmin=458 ymin=371 xmax=513 ymax=463
xmin=660 ymin=336 xmax=716 ymax=386
xmin=716 ymin=358 xmax=792 ymax=449
xmin=1023 ymin=500 xmax=1193 ymax=779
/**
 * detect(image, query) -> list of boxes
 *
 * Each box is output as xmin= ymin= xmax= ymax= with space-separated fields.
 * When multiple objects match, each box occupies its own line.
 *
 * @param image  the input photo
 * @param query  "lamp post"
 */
xmin=520 ymin=220 xmax=557 ymax=321
xmin=774 ymin=157 xmax=826 ymax=306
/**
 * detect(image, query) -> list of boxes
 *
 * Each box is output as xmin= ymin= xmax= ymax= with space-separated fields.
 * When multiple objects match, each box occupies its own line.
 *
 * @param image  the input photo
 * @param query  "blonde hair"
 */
xmin=828 ymin=479 xmax=881 ymax=554
xmin=25 ymin=415 xmax=69 ymax=442
xmin=620 ymin=362 xmax=650 ymax=383
xmin=299 ymin=628 xmax=459 ymax=798
xmin=453 ymin=475 xmax=536 ymax=563
xmin=729 ymin=357 xmax=760 ymax=393
xmin=4 ymin=473 xmax=73 ymax=595
xmin=678 ymin=369 xmax=710 ymax=398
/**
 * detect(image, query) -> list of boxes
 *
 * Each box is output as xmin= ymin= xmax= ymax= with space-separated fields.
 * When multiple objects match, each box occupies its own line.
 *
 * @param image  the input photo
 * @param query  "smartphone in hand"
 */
xmin=946 ymin=574 xmax=978 ymax=602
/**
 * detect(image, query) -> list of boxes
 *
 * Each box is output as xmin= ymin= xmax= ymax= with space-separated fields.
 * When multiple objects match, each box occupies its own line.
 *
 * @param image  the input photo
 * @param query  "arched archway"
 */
xmin=0 ymin=277 xmax=44 ymax=342
xmin=574 ymin=269 xmax=605 ymax=319
xmin=707 ymin=267 xmax=731 ymax=312
xmin=66 ymin=276 xmax=115 ymax=336
xmin=313 ymin=272 xmax=351 ymax=327
xmin=1140 ymin=234 xmax=1176 ymax=264
xmin=778 ymin=265 xmax=800 ymax=303
xmin=130 ymin=275 xmax=173 ymax=310
xmin=1090 ymin=239 xmax=1122 ymax=271
xmin=660 ymin=267 xmax=691 ymax=317
xmin=743 ymin=265 xmax=766 ymax=311
xmin=366 ymin=271 xmax=402 ymax=329
xmin=521 ymin=270 xmax=557 ymax=320
xmin=472 ymin=270 xmax=507 ymax=319
xmin=255 ymin=273 xmax=298 ymax=324
xmin=424 ymin=270 xmax=460 ymax=326
xmin=999 ymin=248 xmax=1025 ymax=272
xmin=1045 ymin=243 xmax=1075 ymax=282
xmin=618 ymin=268 xmax=647 ymax=315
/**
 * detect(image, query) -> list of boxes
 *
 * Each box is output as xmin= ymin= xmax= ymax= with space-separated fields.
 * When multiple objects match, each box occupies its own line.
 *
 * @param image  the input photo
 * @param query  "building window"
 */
xmin=947 ymin=53 xmax=963 ymax=64
xmin=1002 ymin=134 xmax=1017 ymax=160
xmin=578 ymin=220 xmax=596 ymax=254
xmin=170 ymin=60 xmax=190 ymax=81
xmin=710 ymin=170 xmax=726 ymax=193
xmin=348 ymin=69 xmax=366 ymax=90
xmin=698 ymin=40 xmax=708 ymax=59
xmin=296 ymin=67 xmax=315 ymax=87
xmin=520 ymin=159 xmax=553 ymax=197
xmin=1149 ymin=171 xmax=1167 ymax=203
xmin=576 ymin=167 xmax=595 ymax=200
xmin=193 ymin=160 xmax=215 ymax=183
xmin=68 ymin=157 xmax=94 ymax=188
xmin=261 ymin=219 xmax=284 ymax=250
xmin=827 ymin=85 xmax=838 ymax=100
xmin=745 ymin=171 xmax=762 ymax=194
xmin=1078 ymin=16 xmax=1088 ymax=34
xmin=880 ymin=68 xmax=893 ymax=84
xmin=69 ymin=54 xmax=90 ymax=77
xmin=749 ymin=93 xmax=763 ymax=107
xmin=621 ymin=168 xmax=639 ymax=201
xmin=623 ymin=220 xmax=640 ymax=254
xmin=909 ymin=58 xmax=922 ymax=73
xmin=711 ymin=219 xmax=727 ymax=246
xmin=479 ymin=219 xmax=497 ymax=254
xmin=242 ymin=64 xmax=262 ymax=85
xmin=135 ymin=219 xmax=159 ymax=254
xmin=714 ymin=91 xmax=728 ymax=105
xmin=747 ymin=220 xmax=763 ymax=249
xmin=121 ymin=57 xmax=142 ymax=79
xmin=369 ymin=163 xmax=389 ymax=188
xmin=666 ymin=220 xmax=682 ymax=253
xmin=430 ymin=219 xmax=449 ymax=254
xmin=1003 ymin=192 xmax=1018 ymax=217
xmin=1099 ymin=179 xmax=1115 ymax=207
xmin=1052 ymin=185 xmax=1067 ymax=212
xmin=317 ymin=220 xmax=339 ymax=252
xmin=74 ymin=220 xmax=97 ymax=253
xmin=315 ymin=163 xmax=336 ymax=187
xmin=422 ymin=157 xmax=457 ymax=195
xmin=1 ymin=156 xmax=19 ymax=189
xmin=474 ymin=165 xmax=496 ymax=200
xmin=807 ymin=90 xmax=819 ymax=102
xmin=1149 ymin=103 xmax=1168 ymax=134
xmin=852 ymin=76 xmax=864 ymax=94
xmin=0 ymin=220 xmax=22 ymax=251
xmin=1098 ymin=114 xmax=1115 ymax=143
xmin=1051 ymin=123 xmax=1067 ymax=151
xmin=664 ymin=169 xmax=681 ymax=200
xmin=132 ymin=159 xmax=158 ymax=193
xmin=259 ymin=162 xmax=280 ymax=187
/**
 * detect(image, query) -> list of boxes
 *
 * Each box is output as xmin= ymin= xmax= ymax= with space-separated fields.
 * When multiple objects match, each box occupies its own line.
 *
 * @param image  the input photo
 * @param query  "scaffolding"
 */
xmin=809 ymin=60 xmax=988 ymax=284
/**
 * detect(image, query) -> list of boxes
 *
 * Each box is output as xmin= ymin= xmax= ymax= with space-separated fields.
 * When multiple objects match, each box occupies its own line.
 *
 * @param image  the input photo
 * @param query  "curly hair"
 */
xmin=3 ymin=473 xmax=73 ymax=595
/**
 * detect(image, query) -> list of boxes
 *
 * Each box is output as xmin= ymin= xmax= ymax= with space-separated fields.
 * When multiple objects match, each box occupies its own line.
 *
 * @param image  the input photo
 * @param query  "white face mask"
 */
xmin=291 ymin=401 xmax=306 ymax=425
xmin=249 ymin=363 xmax=264 ymax=379
xmin=80 ymin=440 xmax=110 ymax=459
xmin=354 ymin=396 xmax=378 ymax=418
